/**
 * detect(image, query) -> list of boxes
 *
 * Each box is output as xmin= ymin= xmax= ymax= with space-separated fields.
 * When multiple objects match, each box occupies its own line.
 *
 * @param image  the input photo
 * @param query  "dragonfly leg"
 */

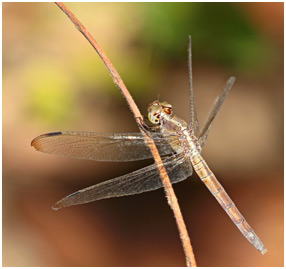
xmin=137 ymin=117 xmax=161 ymax=133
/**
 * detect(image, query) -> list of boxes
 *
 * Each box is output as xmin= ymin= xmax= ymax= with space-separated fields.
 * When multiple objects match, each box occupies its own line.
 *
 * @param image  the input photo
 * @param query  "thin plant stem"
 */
xmin=55 ymin=2 xmax=196 ymax=266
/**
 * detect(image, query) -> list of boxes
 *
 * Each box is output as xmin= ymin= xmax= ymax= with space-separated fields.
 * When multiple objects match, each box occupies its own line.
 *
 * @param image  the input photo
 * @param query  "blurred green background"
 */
xmin=3 ymin=2 xmax=283 ymax=267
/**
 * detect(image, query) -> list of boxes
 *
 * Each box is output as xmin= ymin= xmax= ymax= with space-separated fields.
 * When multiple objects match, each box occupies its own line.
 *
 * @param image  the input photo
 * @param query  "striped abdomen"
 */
xmin=191 ymin=154 xmax=267 ymax=254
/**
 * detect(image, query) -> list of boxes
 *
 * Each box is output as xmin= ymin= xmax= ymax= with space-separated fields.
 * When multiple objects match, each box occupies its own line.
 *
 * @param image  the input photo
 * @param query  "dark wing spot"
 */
xmin=31 ymin=132 xmax=63 ymax=148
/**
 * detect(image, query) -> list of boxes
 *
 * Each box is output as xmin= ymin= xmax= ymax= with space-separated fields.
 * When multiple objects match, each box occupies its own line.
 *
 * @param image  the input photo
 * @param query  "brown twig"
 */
xmin=55 ymin=2 xmax=196 ymax=266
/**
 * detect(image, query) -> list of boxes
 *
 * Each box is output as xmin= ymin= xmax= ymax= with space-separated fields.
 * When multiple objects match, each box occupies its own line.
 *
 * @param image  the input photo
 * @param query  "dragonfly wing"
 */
xmin=188 ymin=36 xmax=200 ymax=136
xmin=199 ymin=77 xmax=235 ymax=148
xmin=53 ymin=153 xmax=192 ymax=210
xmin=31 ymin=131 xmax=177 ymax=162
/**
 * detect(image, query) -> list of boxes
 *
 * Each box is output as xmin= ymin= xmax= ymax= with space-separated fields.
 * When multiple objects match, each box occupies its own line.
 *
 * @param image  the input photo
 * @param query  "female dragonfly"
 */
xmin=31 ymin=42 xmax=266 ymax=255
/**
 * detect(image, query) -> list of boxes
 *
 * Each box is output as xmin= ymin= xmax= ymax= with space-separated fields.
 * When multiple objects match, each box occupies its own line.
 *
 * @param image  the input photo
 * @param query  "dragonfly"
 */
xmin=31 ymin=39 xmax=267 ymax=255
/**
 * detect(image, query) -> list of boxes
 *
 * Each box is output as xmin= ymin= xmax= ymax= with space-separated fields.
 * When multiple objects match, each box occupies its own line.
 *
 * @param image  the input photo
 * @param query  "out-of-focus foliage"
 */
xmin=25 ymin=60 xmax=77 ymax=126
xmin=3 ymin=3 xmax=283 ymax=267
xmin=140 ymin=3 xmax=273 ymax=72
xmin=5 ymin=2 xmax=278 ymax=127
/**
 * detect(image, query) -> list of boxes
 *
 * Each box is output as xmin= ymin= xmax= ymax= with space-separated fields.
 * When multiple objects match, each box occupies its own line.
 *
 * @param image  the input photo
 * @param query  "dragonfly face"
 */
xmin=148 ymin=100 xmax=173 ymax=124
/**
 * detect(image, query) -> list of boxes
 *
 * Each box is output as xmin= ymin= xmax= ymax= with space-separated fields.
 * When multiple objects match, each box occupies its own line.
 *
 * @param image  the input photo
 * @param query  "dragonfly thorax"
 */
xmin=148 ymin=100 xmax=173 ymax=124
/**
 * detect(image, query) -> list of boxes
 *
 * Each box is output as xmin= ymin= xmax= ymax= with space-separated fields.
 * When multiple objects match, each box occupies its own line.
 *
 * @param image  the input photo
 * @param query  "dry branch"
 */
xmin=55 ymin=2 xmax=196 ymax=266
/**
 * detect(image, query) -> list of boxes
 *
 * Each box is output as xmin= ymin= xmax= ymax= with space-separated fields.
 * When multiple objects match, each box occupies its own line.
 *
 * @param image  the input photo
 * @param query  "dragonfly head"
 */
xmin=147 ymin=100 xmax=173 ymax=124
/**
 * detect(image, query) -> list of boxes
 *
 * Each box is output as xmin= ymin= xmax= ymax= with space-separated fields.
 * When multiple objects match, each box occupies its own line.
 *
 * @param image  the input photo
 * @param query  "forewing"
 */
xmin=188 ymin=35 xmax=200 ymax=136
xmin=199 ymin=77 xmax=235 ymax=148
xmin=53 ymin=153 xmax=192 ymax=209
xmin=31 ymin=131 xmax=178 ymax=162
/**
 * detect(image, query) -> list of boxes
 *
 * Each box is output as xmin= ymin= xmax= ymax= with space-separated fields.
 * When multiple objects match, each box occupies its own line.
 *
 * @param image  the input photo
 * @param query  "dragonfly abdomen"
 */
xmin=191 ymin=154 xmax=267 ymax=254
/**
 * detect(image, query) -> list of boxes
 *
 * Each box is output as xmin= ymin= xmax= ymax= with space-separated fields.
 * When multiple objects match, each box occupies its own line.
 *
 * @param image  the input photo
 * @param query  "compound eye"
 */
xmin=147 ymin=100 xmax=160 ymax=112
xmin=148 ymin=109 xmax=161 ymax=124
xmin=163 ymin=106 xmax=173 ymax=116
xmin=161 ymin=102 xmax=173 ymax=116
xmin=148 ymin=101 xmax=162 ymax=124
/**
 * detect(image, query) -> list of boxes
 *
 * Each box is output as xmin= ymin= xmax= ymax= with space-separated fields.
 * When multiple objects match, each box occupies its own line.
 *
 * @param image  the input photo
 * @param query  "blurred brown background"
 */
xmin=3 ymin=2 xmax=283 ymax=267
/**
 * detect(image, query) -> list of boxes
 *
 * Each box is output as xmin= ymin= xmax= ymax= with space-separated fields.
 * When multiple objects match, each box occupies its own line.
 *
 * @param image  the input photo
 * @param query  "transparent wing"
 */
xmin=53 ymin=153 xmax=193 ymax=210
xmin=199 ymin=77 xmax=235 ymax=148
xmin=31 ymin=131 xmax=179 ymax=162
